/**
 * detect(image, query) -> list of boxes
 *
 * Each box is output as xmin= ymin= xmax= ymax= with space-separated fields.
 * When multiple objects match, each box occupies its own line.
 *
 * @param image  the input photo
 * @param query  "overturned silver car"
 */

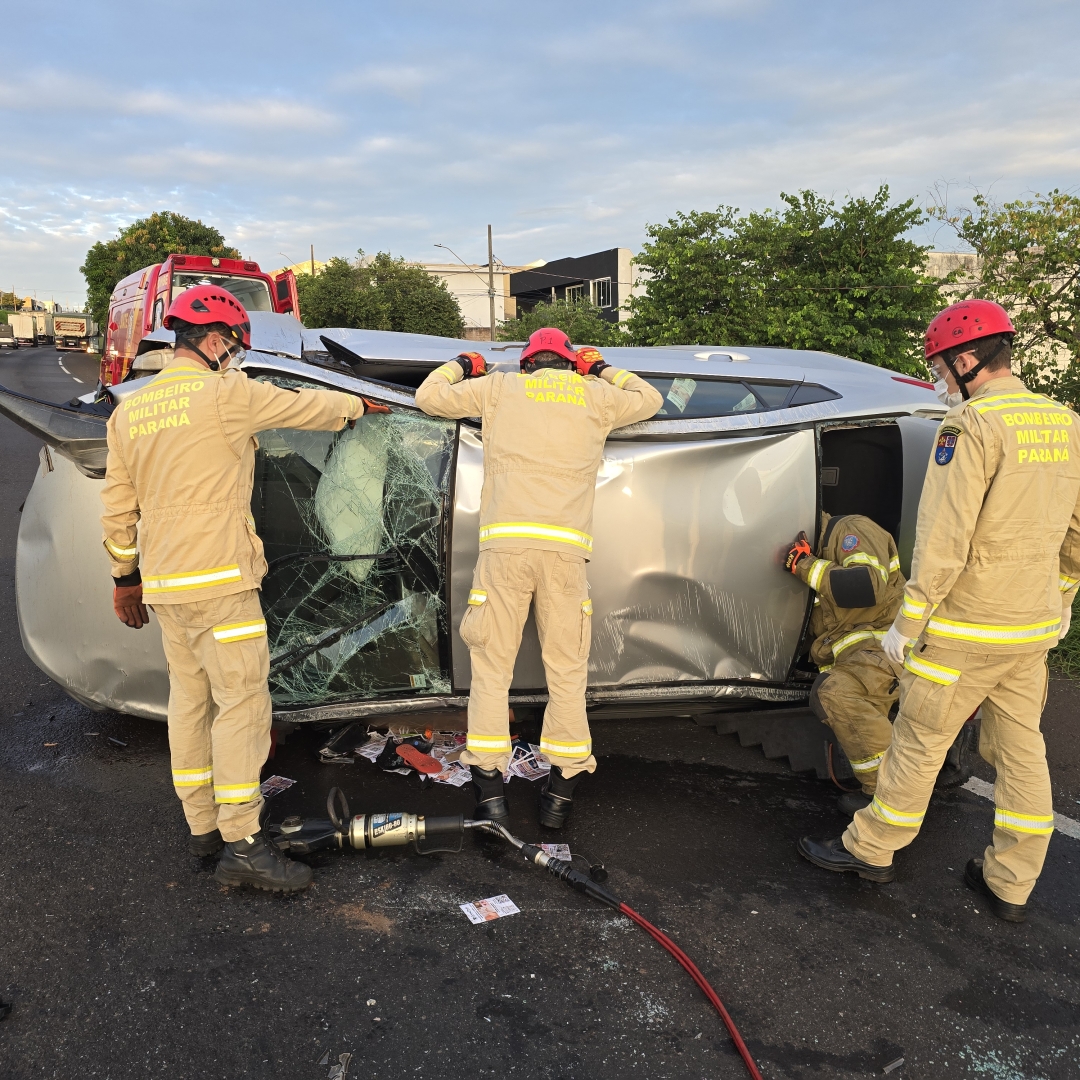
xmin=1 ymin=313 xmax=945 ymax=771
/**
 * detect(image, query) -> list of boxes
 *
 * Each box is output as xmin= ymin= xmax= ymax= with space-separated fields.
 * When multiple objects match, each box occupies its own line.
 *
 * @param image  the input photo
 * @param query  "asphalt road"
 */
xmin=0 ymin=346 xmax=1078 ymax=1079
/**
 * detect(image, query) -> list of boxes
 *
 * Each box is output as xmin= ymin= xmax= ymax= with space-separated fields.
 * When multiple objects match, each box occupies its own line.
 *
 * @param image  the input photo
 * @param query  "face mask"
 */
xmin=933 ymin=378 xmax=963 ymax=408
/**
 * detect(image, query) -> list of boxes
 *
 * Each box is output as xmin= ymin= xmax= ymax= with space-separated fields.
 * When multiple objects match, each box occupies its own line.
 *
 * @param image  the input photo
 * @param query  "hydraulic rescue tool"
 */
xmin=269 ymin=789 xmax=764 ymax=1080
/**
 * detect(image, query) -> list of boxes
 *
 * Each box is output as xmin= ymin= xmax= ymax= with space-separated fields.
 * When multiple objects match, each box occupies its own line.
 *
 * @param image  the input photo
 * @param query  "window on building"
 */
xmin=564 ymin=283 xmax=586 ymax=303
xmin=591 ymin=277 xmax=612 ymax=308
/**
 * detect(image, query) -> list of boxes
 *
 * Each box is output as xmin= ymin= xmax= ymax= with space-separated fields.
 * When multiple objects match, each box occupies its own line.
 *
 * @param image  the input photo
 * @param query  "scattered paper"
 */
xmin=507 ymin=743 xmax=550 ymax=782
xmin=259 ymin=775 xmax=296 ymax=797
xmin=665 ymin=377 xmax=697 ymax=414
xmin=539 ymin=843 xmax=571 ymax=860
xmin=355 ymin=734 xmax=388 ymax=762
xmin=461 ymin=894 xmax=520 ymax=924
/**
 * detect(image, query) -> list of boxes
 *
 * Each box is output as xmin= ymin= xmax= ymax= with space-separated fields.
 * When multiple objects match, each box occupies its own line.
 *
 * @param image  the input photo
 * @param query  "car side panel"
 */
xmin=451 ymin=429 xmax=817 ymax=689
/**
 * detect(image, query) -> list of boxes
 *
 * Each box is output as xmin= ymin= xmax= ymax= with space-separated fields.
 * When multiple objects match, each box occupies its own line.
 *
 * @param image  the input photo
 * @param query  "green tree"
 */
xmin=497 ymin=298 xmax=624 ymax=346
xmin=627 ymin=187 xmax=941 ymax=375
xmin=931 ymin=190 xmax=1080 ymax=405
xmin=80 ymin=212 xmax=239 ymax=330
xmin=297 ymin=251 xmax=464 ymax=337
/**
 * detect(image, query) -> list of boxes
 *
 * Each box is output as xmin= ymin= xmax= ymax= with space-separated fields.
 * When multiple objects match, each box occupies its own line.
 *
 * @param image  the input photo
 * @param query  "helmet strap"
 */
xmin=941 ymin=336 xmax=1010 ymax=401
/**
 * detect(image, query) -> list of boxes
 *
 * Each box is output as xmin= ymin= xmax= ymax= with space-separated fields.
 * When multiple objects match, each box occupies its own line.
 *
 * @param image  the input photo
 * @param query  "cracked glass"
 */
xmin=250 ymin=375 xmax=455 ymax=707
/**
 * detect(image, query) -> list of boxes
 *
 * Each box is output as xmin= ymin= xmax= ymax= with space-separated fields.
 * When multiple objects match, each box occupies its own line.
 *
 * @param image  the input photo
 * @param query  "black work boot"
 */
xmin=214 ymin=831 xmax=313 ymax=893
xmin=539 ymin=766 xmax=582 ymax=830
xmin=964 ymin=858 xmax=1026 ymax=923
xmin=836 ymin=791 xmax=872 ymax=818
xmin=189 ymin=828 xmax=224 ymax=857
xmin=797 ymin=835 xmax=895 ymax=882
xmin=470 ymin=766 xmax=509 ymax=823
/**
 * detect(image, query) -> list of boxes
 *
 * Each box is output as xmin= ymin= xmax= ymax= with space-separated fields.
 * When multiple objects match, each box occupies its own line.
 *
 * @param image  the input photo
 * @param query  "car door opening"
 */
xmin=818 ymin=423 xmax=903 ymax=542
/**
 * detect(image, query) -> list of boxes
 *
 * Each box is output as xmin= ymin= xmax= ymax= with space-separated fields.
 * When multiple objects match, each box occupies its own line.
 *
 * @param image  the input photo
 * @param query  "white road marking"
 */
xmin=963 ymin=776 xmax=1080 ymax=841
xmin=57 ymin=358 xmax=83 ymax=383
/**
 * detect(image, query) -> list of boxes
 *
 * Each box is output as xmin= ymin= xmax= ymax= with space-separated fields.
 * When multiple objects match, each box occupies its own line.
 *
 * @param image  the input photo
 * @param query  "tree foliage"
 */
xmin=80 ymin=212 xmax=238 ymax=330
xmin=931 ymin=189 xmax=1080 ymax=405
xmin=627 ymin=187 xmax=940 ymax=375
xmin=297 ymin=252 xmax=464 ymax=337
xmin=497 ymin=298 xmax=625 ymax=346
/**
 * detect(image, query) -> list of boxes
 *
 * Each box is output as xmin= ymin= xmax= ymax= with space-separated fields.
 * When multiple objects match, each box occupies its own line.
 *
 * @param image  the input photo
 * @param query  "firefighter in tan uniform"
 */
xmin=415 ymin=328 xmax=662 ymax=828
xmin=800 ymin=300 xmax=1080 ymax=923
xmin=785 ymin=513 xmax=905 ymax=814
xmin=101 ymin=285 xmax=375 ymax=893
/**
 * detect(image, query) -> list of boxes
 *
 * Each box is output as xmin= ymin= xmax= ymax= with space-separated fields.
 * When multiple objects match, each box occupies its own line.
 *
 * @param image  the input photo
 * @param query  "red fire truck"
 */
xmin=100 ymin=255 xmax=299 ymax=385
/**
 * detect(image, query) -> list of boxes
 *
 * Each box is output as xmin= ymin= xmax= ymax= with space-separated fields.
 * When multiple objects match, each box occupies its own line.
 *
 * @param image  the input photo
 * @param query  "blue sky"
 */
xmin=3 ymin=0 xmax=1078 ymax=306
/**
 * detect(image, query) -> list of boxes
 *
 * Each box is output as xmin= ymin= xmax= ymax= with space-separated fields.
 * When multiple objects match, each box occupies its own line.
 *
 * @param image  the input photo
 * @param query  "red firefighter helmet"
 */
xmin=924 ymin=299 xmax=1014 ymax=362
xmin=163 ymin=285 xmax=252 ymax=350
xmin=519 ymin=327 xmax=578 ymax=370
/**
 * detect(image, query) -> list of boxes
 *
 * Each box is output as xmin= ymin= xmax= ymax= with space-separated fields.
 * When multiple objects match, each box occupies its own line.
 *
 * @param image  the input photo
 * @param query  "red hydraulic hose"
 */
xmin=619 ymin=902 xmax=764 ymax=1080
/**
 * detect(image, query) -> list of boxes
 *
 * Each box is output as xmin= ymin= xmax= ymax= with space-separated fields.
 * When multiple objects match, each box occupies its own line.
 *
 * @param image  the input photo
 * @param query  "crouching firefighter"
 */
xmin=785 ymin=513 xmax=905 ymax=816
xmin=799 ymin=299 xmax=1080 ymax=923
xmin=101 ymin=285 xmax=384 ymax=893
xmin=415 ymin=329 xmax=662 ymax=827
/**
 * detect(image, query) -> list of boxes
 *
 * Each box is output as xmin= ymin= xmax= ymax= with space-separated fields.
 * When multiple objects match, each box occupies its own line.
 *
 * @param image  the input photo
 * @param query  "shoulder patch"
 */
xmin=841 ymin=533 xmax=860 ymax=552
xmin=935 ymin=424 xmax=962 ymax=465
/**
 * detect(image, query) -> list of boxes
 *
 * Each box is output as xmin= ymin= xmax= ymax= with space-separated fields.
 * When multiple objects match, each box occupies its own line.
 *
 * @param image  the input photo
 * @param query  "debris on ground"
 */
xmin=108 ymin=737 xmax=127 ymax=747
xmin=883 ymin=1057 xmax=905 ymax=1074
xmin=319 ymin=725 xmax=552 ymax=788
xmin=461 ymin=894 xmax=520 ymax=924
xmin=539 ymin=843 xmax=571 ymax=860
xmin=315 ymin=1050 xmax=330 ymax=1066
xmin=259 ymin=775 xmax=296 ymax=798
xmin=327 ymin=1052 xmax=352 ymax=1079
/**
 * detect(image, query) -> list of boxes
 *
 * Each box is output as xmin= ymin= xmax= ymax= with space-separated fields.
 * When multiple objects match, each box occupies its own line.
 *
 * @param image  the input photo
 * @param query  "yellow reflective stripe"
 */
xmin=213 ymin=620 xmax=267 ymax=643
xmin=842 ymin=552 xmax=887 ymax=582
xmin=849 ymin=751 xmax=885 ymax=773
xmin=871 ymin=796 xmax=924 ymax=827
xmin=466 ymin=735 xmax=512 ymax=751
xmin=970 ymin=393 xmax=1062 ymax=413
xmin=831 ymin=630 xmax=878 ymax=659
xmin=433 ymin=363 xmax=459 ymax=382
xmin=539 ymin=738 xmax=593 ymax=757
xmin=214 ymin=782 xmax=261 ymax=804
xmin=105 ymin=538 xmax=138 ymax=558
xmin=479 ymin=522 xmax=593 ymax=552
xmin=904 ymin=653 xmax=961 ymax=685
xmin=806 ymin=558 xmax=831 ymax=591
xmin=901 ymin=595 xmax=927 ymax=620
xmin=581 ymin=599 xmax=593 ymax=615
xmin=995 ymin=807 xmax=1054 ymax=836
xmin=610 ymin=368 xmax=634 ymax=388
xmin=142 ymin=564 xmax=242 ymax=593
xmin=468 ymin=590 xmax=487 ymax=606
xmin=926 ymin=616 xmax=1060 ymax=644
xmin=888 ymin=556 xmax=900 ymax=573
xmin=172 ymin=767 xmax=212 ymax=787
xmin=1060 ymin=574 xmax=1079 ymax=592
xmin=144 ymin=370 xmax=216 ymax=386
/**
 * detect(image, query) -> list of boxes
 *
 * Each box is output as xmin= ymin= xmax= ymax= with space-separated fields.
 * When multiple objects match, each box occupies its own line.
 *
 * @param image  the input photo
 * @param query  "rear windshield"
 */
xmin=644 ymin=376 xmax=839 ymax=419
xmin=172 ymin=272 xmax=273 ymax=313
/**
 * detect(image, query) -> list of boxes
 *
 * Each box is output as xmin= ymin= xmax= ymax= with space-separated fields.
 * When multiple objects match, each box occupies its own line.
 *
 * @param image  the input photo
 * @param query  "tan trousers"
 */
xmin=845 ymin=643 xmax=1053 ymax=905
xmin=812 ymin=646 xmax=901 ymax=794
xmin=153 ymin=590 xmax=272 ymax=842
xmin=460 ymin=548 xmax=595 ymax=778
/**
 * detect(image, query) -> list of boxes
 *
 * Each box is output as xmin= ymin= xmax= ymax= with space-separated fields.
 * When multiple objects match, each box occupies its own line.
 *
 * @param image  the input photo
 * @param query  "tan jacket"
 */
xmin=415 ymin=361 xmax=662 ymax=557
xmin=798 ymin=513 xmax=906 ymax=667
xmin=894 ymin=375 xmax=1080 ymax=653
xmin=100 ymin=359 xmax=363 ymax=603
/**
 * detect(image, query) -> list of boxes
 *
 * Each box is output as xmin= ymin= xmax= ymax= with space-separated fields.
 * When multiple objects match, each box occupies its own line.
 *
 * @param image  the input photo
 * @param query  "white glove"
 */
xmin=1060 ymin=598 xmax=1073 ymax=643
xmin=881 ymin=623 xmax=912 ymax=664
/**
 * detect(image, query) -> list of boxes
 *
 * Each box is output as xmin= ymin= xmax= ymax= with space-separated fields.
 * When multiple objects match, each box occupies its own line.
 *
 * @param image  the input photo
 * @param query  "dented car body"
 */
xmin=1 ymin=313 xmax=945 ymax=727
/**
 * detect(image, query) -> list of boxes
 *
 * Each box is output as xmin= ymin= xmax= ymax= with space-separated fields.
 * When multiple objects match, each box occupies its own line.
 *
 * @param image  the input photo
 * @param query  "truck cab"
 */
xmin=100 ymin=255 xmax=299 ymax=385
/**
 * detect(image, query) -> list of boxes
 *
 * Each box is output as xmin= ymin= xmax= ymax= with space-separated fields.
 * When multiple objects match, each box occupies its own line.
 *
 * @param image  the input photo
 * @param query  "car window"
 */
xmin=643 ymin=376 xmax=838 ymax=419
xmin=172 ymin=272 xmax=273 ymax=312
xmin=250 ymin=374 xmax=454 ymax=707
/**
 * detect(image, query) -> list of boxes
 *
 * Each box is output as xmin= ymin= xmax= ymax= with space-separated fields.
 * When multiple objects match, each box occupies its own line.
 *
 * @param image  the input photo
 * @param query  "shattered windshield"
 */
xmin=251 ymin=375 xmax=455 ymax=707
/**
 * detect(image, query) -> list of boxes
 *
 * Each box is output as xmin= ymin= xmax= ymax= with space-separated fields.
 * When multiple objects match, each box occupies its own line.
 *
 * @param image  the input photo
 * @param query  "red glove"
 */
xmin=784 ymin=532 xmax=813 ymax=574
xmin=574 ymin=347 xmax=607 ymax=377
xmin=455 ymin=352 xmax=487 ymax=378
xmin=114 ymin=584 xmax=149 ymax=629
xmin=361 ymin=397 xmax=391 ymax=414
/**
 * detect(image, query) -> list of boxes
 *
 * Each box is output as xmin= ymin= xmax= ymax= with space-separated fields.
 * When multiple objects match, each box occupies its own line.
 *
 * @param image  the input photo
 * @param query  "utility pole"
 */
xmin=487 ymin=224 xmax=496 ymax=341
xmin=310 ymin=244 xmax=315 ymax=278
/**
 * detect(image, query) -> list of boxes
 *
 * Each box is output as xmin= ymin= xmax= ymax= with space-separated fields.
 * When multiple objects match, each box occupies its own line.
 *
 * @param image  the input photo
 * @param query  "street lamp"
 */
xmin=435 ymin=232 xmax=498 ymax=341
